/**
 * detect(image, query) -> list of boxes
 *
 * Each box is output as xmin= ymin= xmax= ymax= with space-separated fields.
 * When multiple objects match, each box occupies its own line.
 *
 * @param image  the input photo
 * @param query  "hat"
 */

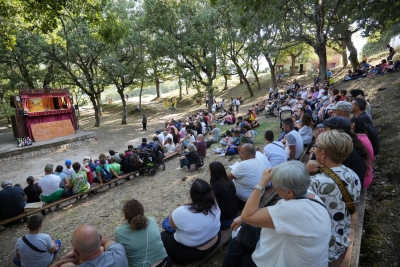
xmin=83 ymin=156 xmax=91 ymax=161
xmin=65 ymin=159 xmax=72 ymax=166
xmin=1 ymin=180 xmax=12 ymax=188
xmin=109 ymin=150 xmax=115 ymax=156
xmin=328 ymin=101 xmax=352 ymax=112
xmin=317 ymin=116 xmax=351 ymax=132
xmin=44 ymin=164 xmax=54 ymax=172
xmin=155 ymin=130 xmax=161 ymax=134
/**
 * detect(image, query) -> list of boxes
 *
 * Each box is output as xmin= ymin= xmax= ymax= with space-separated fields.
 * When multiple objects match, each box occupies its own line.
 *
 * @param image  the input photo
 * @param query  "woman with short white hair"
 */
xmin=176 ymin=144 xmax=200 ymax=171
xmin=222 ymin=161 xmax=331 ymax=267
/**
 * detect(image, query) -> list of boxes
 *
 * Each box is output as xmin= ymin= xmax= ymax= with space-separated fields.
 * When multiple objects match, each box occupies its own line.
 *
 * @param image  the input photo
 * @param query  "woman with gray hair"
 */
xmin=221 ymin=161 xmax=331 ymax=267
xmin=176 ymin=144 xmax=200 ymax=171
xmin=306 ymin=129 xmax=361 ymax=262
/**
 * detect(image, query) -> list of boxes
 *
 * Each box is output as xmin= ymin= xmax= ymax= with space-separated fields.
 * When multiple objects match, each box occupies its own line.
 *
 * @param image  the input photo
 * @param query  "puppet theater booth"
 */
xmin=10 ymin=88 xmax=79 ymax=142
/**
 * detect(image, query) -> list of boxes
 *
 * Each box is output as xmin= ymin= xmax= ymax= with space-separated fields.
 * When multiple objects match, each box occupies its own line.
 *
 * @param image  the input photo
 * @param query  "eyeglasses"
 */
xmin=312 ymin=144 xmax=323 ymax=150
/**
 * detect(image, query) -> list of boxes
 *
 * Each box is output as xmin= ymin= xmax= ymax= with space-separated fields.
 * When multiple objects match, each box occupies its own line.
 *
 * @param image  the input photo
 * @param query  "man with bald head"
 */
xmin=227 ymin=144 xmax=266 ymax=209
xmin=50 ymin=225 xmax=128 ymax=267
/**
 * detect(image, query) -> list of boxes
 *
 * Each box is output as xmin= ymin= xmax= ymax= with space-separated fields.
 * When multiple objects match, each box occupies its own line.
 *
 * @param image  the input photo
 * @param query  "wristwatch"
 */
xmin=254 ymin=184 xmax=265 ymax=192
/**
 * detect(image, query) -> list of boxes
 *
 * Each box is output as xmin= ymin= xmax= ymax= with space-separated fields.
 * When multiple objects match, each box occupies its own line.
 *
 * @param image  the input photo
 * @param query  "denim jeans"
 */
xmin=221 ymin=237 xmax=257 ymax=267
xmin=277 ymin=131 xmax=288 ymax=141
xmin=180 ymin=158 xmax=190 ymax=169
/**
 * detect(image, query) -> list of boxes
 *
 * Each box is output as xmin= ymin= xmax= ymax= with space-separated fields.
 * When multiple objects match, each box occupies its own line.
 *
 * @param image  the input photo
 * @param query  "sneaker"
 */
xmin=176 ymin=167 xmax=183 ymax=170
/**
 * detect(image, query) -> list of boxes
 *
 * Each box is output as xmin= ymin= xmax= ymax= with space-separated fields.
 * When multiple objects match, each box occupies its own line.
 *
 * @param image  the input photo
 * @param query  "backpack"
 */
xmin=239 ymin=134 xmax=249 ymax=144
xmin=196 ymin=155 xmax=204 ymax=168
xmin=366 ymin=124 xmax=379 ymax=156
xmin=129 ymin=153 xmax=143 ymax=168
xmin=100 ymin=166 xmax=112 ymax=183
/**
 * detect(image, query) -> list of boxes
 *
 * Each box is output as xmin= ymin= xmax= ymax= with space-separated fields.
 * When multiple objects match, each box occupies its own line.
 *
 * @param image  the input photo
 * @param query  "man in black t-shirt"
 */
xmin=387 ymin=44 xmax=395 ymax=61
xmin=0 ymin=180 xmax=26 ymax=219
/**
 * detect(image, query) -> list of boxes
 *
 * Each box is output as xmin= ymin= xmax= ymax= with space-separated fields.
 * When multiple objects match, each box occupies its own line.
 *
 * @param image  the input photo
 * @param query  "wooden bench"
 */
xmin=0 ymin=152 xmax=181 ymax=227
xmin=329 ymin=190 xmax=367 ymax=267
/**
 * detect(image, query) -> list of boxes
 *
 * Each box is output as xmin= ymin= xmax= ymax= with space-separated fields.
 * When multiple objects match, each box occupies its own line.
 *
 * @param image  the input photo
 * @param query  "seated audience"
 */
xmin=176 ymin=144 xmax=200 ymax=171
xmin=243 ymin=125 xmax=255 ymax=144
xmin=24 ymin=176 xmax=41 ymax=203
xmin=0 ymin=180 xmax=25 ymax=220
xmin=220 ymin=130 xmax=233 ymax=146
xmin=50 ymin=225 xmax=128 ymax=267
xmin=69 ymin=162 xmax=90 ymax=195
xmin=54 ymin=165 xmax=67 ymax=188
xmin=39 ymin=164 xmax=63 ymax=203
xmin=263 ymin=130 xmax=287 ymax=167
xmin=209 ymin=162 xmax=238 ymax=229
xmin=14 ymin=214 xmax=61 ymax=267
xmin=207 ymin=124 xmax=221 ymax=145
xmin=351 ymin=117 xmax=374 ymax=190
xmin=82 ymin=158 xmax=93 ymax=184
xmin=115 ymin=198 xmax=171 ymax=267
xmin=138 ymin=138 xmax=148 ymax=150
xmin=298 ymin=113 xmax=313 ymax=145
xmin=161 ymin=179 xmax=221 ymax=265
xmin=228 ymin=144 xmax=265 ymax=209
xmin=222 ymin=161 xmax=331 ymax=267
xmin=306 ymin=130 xmax=361 ymax=262
xmin=63 ymin=160 xmax=75 ymax=179
xmin=281 ymin=118 xmax=303 ymax=160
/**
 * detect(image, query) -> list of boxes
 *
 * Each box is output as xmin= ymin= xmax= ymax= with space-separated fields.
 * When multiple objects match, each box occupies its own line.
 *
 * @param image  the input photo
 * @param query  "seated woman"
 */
xmin=24 ymin=176 xmax=41 ymax=203
xmin=176 ymin=144 xmax=199 ymax=170
xmin=306 ymin=130 xmax=361 ymax=262
xmin=222 ymin=112 xmax=233 ymax=125
xmin=220 ymin=130 xmax=233 ymax=146
xmin=70 ymin=162 xmax=90 ymax=194
xmin=161 ymin=178 xmax=221 ymax=265
xmin=115 ymin=198 xmax=171 ymax=267
xmin=209 ymin=162 xmax=238 ymax=229
xmin=350 ymin=117 xmax=374 ymax=190
xmin=221 ymin=161 xmax=331 ymax=267
xmin=164 ymin=137 xmax=176 ymax=156
xmin=298 ymin=113 xmax=313 ymax=145
xmin=243 ymin=125 xmax=255 ymax=144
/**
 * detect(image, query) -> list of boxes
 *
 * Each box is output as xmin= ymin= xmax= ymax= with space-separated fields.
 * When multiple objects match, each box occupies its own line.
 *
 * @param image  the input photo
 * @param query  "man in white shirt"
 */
xmin=156 ymin=130 xmax=164 ymax=144
xmin=282 ymin=118 xmax=303 ymax=160
xmin=63 ymin=160 xmax=75 ymax=179
xmin=263 ymin=130 xmax=287 ymax=167
xmin=39 ymin=164 xmax=63 ymax=202
xmin=228 ymin=144 xmax=265 ymax=209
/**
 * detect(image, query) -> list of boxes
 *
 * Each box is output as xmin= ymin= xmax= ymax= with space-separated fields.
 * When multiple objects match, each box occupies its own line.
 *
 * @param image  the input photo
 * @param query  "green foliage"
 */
xmin=362 ymin=24 xmax=400 ymax=56
xmin=0 ymin=101 xmax=15 ymax=118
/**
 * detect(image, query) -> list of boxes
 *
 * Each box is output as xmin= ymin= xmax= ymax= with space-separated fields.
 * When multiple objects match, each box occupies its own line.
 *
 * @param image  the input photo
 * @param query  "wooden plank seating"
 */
xmin=329 ymin=190 xmax=367 ymax=267
xmin=0 ymin=152 xmax=180 ymax=227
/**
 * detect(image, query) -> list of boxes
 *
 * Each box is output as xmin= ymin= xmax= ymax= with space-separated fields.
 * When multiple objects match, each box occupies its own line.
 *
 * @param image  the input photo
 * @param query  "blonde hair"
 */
xmin=317 ymin=130 xmax=353 ymax=164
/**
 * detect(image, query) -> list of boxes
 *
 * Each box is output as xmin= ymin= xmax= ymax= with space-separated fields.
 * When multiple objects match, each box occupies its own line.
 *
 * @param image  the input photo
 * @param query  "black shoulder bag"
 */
xmin=22 ymin=236 xmax=47 ymax=253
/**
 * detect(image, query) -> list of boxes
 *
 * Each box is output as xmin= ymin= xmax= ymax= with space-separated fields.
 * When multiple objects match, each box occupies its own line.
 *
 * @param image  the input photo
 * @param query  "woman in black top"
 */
xmin=209 ymin=162 xmax=238 ymax=229
xmin=23 ymin=176 xmax=41 ymax=203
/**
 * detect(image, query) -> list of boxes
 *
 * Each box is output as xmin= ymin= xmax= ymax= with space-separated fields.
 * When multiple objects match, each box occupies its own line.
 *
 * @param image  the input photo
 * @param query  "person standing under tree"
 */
xmin=205 ymin=95 xmax=209 ymax=108
xmin=142 ymin=115 xmax=147 ymax=130
xmin=126 ymin=94 xmax=129 ymax=102
xmin=164 ymin=99 xmax=168 ymax=110
xmin=387 ymin=44 xmax=395 ymax=61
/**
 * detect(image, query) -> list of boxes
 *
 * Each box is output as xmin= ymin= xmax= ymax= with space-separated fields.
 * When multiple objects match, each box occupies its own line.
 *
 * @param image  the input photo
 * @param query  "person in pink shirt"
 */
xmin=351 ymin=117 xmax=374 ymax=190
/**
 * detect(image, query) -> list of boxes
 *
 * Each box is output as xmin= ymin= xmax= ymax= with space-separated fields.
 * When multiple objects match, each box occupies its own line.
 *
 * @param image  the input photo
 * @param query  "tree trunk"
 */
xmin=223 ymin=74 xmax=228 ymax=90
xmin=89 ymin=95 xmax=100 ymax=127
xmin=233 ymin=61 xmax=253 ymax=97
xmin=314 ymin=41 xmax=327 ymax=80
xmin=155 ymin=79 xmax=161 ymax=99
xmin=290 ymin=55 xmax=296 ymax=75
xmin=264 ymin=54 xmax=277 ymax=88
xmin=185 ymin=79 xmax=189 ymax=94
xmin=178 ymin=74 xmax=182 ymax=99
xmin=343 ymin=31 xmax=358 ymax=71
xmin=239 ymin=76 xmax=243 ymax=84
xmin=117 ymin=89 xmax=127 ymax=125
xmin=139 ymin=79 xmax=144 ymax=109
xmin=250 ymin=65 xmax=260 ymax=90
xmin=341 ymin=40 xmax=348 ymax=67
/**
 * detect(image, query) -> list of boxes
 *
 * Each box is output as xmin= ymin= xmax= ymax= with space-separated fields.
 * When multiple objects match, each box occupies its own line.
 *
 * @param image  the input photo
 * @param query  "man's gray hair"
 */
xmin=271 ymin=161 xmax=311 ymax=196
xmin=188 ymin=143 xmax=197 ymax=152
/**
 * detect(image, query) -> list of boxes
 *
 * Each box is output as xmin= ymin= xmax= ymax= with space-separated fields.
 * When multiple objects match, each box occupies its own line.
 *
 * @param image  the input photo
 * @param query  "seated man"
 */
xmin=137 ymin=138 xmax=148 ymax=149
xmin=14 ymin=214 xmax=61 ymax=267
xmin=195 ymin=134 xmax=207 ymax=157
xmin=281 ymin=118 xmax=303 ymax=160
xmin=39 ymin=164 xmax=64 ymax=203
xmin=227 ymin=144 xmax=265 ymax=209
xmin=109 ymin=150 xmax=120 ymax=164
xmin=50 ymin=225 xmax=128 ymax=267
xmin=109 ymin=157 xmax=121 ymax=176
xmin=263 ymin=130 xmax=287 ymax=167
xmin=207 ymin=124 xmax=220 ymax=145
xmin=0 ymin=180 xmax=26 ymax=220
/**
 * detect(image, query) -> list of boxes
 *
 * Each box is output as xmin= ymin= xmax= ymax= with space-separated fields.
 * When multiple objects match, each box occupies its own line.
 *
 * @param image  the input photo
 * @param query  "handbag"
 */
xmin=319 ymin=166 xmax=356 ymax=214
xmin=235 ymin=223 xmax=261 ymax=249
